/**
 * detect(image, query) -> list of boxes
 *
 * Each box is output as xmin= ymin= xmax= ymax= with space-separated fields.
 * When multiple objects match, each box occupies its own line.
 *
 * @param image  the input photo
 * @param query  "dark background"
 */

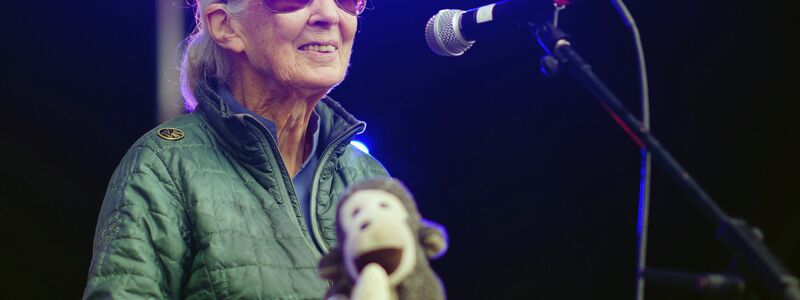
xmin=1 ymin=0 xmax=798 ymax=299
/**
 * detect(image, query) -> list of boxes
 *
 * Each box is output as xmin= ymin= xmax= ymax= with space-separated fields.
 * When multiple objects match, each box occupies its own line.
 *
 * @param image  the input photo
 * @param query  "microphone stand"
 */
xmin=531 ymin=23 xmax=800 ymax=300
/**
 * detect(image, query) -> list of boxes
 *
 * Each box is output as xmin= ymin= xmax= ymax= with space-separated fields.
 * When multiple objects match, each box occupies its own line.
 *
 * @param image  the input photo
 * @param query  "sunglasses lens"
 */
xmin=264 ymin=0 xmax=366 ymax=15
xmin=336 ymin=0 xmax=366 ymax=15
xmin=264 ymin=0 xmax=311 ymax=13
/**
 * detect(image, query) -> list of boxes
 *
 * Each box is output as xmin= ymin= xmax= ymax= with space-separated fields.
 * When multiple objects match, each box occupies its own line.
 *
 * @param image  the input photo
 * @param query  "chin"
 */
xmin=298 ymin=72 xmax=346 ymax=93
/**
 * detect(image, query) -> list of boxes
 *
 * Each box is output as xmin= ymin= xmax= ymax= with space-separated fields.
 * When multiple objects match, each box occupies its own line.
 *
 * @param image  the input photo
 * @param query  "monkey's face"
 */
xmin=338 ymin=189 xmax=417 ymax=286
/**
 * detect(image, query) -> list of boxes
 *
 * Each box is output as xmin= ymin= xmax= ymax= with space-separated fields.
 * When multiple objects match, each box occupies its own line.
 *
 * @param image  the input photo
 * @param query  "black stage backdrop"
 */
xmin=1 ymin=1 xmax=798 ymax=299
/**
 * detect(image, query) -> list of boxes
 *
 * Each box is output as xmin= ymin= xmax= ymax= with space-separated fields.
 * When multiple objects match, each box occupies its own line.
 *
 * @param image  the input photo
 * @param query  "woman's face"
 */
xmin=238 ymin=0 xmax=358 ymax=94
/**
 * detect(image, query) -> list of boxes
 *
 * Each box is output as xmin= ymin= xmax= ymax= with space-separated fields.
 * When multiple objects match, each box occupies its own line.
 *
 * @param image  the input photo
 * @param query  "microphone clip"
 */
xmin=552 ymin=2 xmax=567 ymax=28
xmin=532 ymin=23 xmax=571 ymax=78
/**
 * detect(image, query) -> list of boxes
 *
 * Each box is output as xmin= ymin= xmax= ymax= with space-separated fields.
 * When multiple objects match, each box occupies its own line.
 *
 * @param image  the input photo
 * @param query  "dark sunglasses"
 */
xmin=262 ymin=0 xmax=367 ymax=16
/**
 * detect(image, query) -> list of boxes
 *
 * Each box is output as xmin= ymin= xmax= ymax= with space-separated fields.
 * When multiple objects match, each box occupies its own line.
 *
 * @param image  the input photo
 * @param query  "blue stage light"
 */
xmin=350 ymin=140 xmax=370 ymax=154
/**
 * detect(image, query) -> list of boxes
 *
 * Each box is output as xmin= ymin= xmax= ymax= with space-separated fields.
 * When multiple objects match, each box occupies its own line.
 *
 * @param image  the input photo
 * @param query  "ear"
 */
xmin=419 ymin=219 xmax=448 ymax=259
xmin=205 ymin=4 xmax=245 ymax=53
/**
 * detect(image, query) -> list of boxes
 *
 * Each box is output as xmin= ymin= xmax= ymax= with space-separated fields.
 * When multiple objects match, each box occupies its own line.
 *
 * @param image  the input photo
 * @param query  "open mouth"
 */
xmin=299 ymin=43 xmax=338 ymax=53
xmin=354 ymin=248 xmax=403 ymax=275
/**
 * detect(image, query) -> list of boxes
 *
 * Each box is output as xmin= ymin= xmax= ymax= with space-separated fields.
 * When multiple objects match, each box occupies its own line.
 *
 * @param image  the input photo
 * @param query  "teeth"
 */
xmin=302 ymin=44 xmax=337 ymax=52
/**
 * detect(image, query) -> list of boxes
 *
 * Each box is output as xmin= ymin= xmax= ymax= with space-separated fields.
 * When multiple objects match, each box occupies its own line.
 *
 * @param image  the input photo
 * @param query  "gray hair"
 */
xmin=180 ymin=0 xmax=248 ymax=112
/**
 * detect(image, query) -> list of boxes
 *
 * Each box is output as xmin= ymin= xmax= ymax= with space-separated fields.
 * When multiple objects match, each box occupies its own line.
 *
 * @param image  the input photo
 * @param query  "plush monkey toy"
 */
xmin=318 ymin=178 xmax=448 ymax=300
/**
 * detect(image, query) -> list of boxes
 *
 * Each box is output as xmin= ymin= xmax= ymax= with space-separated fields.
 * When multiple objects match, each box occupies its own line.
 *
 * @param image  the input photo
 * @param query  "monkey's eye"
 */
xmin=352 ymin=208 xmax=360 ymax=217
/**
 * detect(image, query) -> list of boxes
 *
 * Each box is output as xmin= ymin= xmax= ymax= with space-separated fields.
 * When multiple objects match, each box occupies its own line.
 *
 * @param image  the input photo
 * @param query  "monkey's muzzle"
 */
xmin=354 ymin=248 xmax=403 ymax=275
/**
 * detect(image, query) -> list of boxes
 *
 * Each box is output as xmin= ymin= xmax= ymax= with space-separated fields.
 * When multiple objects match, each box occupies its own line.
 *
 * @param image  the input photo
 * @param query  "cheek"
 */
xmin=246 ymin=20 xmax=299 ymax=65
xmin=344 ymin=20 xmax=357 ymax=42
xmin=340 ymin=17 xmax=358 ymax=51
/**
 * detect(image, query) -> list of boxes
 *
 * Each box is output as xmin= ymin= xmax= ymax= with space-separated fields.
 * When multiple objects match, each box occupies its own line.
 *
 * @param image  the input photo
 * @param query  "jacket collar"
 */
xmin=194 ymin=79 xmax=366 ymax=165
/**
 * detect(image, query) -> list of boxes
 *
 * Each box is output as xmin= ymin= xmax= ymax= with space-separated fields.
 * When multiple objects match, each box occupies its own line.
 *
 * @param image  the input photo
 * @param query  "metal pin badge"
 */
xmin=157 ymin=128 xmax=185 ymax=141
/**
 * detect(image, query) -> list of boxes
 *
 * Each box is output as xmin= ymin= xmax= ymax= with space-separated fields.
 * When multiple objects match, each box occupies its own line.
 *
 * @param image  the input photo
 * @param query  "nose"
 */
xmin=307 ymin=0 xmax=340 ymax=28
xmin=359 ymin=220 xmax=371 ymax=231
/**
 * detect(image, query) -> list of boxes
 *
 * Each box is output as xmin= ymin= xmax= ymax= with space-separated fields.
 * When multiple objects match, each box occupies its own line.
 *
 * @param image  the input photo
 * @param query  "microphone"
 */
xmin=425 ymin=0 xmax=558 ymax=57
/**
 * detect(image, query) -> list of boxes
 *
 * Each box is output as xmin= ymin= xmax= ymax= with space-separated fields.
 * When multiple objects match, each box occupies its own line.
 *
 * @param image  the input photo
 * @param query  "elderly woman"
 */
xmin=83 ymin=0 xmax=389 ymax=298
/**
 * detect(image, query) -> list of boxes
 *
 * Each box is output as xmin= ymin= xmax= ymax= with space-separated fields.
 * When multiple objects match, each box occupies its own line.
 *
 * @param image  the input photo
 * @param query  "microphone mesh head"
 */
xmin=425 ymin=9 xmax=474 ymax=57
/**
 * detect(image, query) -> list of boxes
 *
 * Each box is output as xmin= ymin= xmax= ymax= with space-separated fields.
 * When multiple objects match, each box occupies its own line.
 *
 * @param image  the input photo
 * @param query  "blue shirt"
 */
xmin=217 ymin=84 xmax=321 ymax=232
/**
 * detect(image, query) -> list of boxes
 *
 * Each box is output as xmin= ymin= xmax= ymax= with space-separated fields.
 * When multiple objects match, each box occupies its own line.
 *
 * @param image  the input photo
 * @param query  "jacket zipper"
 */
xmin=241 ymin=114 xmax=324 ymax=259
xmin=308 ymin=123 xmax=364 ymax=254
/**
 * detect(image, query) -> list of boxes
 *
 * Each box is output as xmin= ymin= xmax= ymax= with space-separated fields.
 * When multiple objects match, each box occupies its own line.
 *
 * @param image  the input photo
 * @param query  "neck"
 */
xmin=227 ymin=66 xmax=324 ymax=177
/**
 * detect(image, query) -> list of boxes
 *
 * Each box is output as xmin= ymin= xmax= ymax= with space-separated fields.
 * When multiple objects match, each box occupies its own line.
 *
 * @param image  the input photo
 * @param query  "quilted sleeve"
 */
xmin=83 ymin=145 xmax=190 ymax=299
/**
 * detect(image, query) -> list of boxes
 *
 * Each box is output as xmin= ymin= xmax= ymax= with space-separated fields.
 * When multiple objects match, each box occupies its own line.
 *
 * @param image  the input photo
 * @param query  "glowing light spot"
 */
xmin=350 ymin=140 xmax=370 ymax=154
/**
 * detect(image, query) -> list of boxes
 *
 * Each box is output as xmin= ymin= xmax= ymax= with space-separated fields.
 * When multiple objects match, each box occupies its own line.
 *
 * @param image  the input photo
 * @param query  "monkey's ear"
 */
xmin=319 ymin=246 xmax=345 ymax=280
xmin=419 ymin=219 xmax=448 ymax=259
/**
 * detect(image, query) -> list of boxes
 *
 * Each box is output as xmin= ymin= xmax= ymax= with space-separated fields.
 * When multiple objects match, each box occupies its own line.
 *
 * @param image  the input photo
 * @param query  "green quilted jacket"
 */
xmin=83 ymin=80 xmax=389 ymax=299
